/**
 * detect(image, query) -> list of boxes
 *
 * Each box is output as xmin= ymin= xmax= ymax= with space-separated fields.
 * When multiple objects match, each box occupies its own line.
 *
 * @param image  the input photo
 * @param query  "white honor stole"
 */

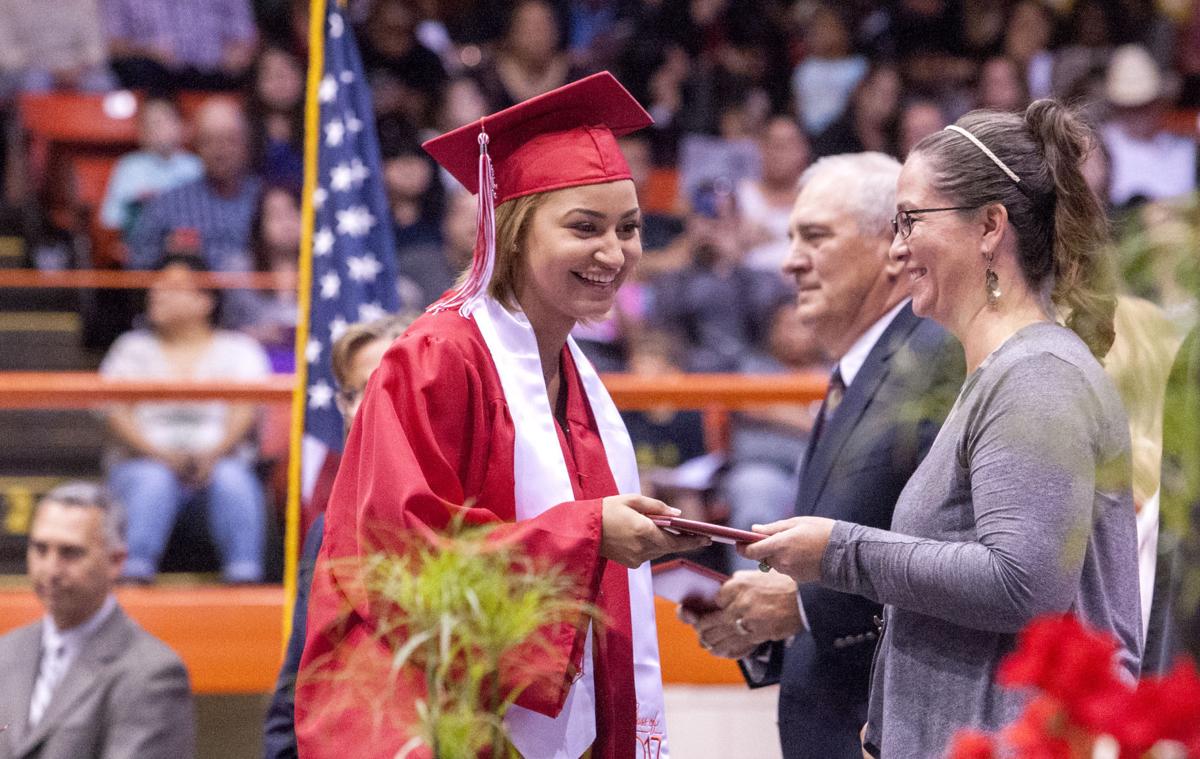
xmin=471 ymin=297 xmax=668 ymax=759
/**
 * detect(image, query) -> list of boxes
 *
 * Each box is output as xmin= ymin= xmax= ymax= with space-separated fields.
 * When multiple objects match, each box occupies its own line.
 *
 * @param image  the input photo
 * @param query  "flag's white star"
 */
xmin=345 ymin=114 xmax=363 ymax=133
xmin=308 ymin=379 xmax=334 ymax=410
xmin=329 ymin=13 xmax=344 ymax=38
xmin=330 ymin=316 xmax=349 ymax=341
xmin=306 ymin=337 xmax=322 ymax=364
xmin=347 ymin=254 xmax=383 ymax=282
xmin=339 ymin=70 xmax=355 ymax=84
xmin=349 ymin=158 xmax=370 ymax=185
xmin=358 ymin=302 xmax=387 ymax=323
xmin=313 ymin=227 xmax=334 ymax=256
xmin=318 ymin=74 xmax=337 ymax=104
xmin=336 ymin=206 xmax=375 ymax=237
xmin=313 ymin=187 xmax=328 ymax=210
xmin=324 ymin=119 xmax=345 ymax=147
xmin=319 ymin=271 xmax=341 ymax=300
xmin=330 ymin=162 xmax=353 ymax=192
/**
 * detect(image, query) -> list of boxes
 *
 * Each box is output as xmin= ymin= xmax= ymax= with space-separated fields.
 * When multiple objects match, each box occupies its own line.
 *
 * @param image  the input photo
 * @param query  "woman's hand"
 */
xmin=600 ymin=495 xmax=710 ymax=569
xmin=739 ymin=517 xmax=836 ymax=583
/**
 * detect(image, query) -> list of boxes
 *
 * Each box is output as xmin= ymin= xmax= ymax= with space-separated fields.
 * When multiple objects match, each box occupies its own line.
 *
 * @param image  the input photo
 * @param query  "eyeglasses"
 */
xmin=891 ymin=207 xmax=978 ymax=239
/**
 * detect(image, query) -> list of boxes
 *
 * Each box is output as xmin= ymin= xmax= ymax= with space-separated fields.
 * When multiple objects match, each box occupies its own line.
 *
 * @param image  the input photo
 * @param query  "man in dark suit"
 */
xmin=0 ymin=482 xmax=194 ymax=759
xmin=681 ymin=152 xmax=963 ymax=759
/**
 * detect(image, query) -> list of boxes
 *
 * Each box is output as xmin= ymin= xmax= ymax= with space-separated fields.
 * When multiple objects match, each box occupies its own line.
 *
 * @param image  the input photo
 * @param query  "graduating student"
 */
xmin=295 ymin=72 xmax=706 ymax=759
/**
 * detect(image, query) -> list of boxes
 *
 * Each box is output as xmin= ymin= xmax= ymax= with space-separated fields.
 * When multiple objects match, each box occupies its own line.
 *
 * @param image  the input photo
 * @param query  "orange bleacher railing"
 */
xmin=0 ymin=371 xmax=827 ymax=410
xmin=0 ymin=269 xmax=296 ymax=291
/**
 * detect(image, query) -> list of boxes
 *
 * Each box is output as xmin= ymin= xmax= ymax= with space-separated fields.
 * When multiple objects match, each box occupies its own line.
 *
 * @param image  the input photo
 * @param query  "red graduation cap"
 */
xmin=421 ymin=71 xmax=652 ymax=314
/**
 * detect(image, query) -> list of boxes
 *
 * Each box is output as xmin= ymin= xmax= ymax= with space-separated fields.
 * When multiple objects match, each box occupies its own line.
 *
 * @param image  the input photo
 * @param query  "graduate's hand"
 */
xmin=600 ymin=495 xmax=710 ymax=569
xmin=739 ymin=517 xmax=836 ymax=583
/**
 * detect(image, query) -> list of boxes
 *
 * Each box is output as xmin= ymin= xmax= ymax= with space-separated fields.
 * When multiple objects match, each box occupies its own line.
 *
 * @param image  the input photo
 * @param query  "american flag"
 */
xmin=299 ymin=1 xmax=400 ymax=512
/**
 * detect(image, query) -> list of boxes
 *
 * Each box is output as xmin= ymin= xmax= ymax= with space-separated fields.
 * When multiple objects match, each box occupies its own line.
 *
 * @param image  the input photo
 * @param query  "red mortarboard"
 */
xmin=423 ymin=71 xmax=652 ymax=203
xmin=421 ymin=71 xmax=652 ymax=313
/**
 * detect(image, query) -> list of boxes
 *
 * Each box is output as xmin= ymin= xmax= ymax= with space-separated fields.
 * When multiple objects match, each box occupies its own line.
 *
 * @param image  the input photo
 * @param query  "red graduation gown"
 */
xmin=295 ymin=310 xmax=638 ymax=758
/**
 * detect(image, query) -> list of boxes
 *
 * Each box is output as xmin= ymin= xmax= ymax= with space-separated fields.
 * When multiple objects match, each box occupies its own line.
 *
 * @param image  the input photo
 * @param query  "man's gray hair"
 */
xmin=796 ymin=152 xmax=902 ymax=238
xmin=37 ymin=481 xmax=127 ymax=549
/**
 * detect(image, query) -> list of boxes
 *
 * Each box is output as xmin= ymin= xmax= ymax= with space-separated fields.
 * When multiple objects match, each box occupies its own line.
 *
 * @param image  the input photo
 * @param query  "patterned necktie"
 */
xmin=28 ymin=641 xmax=67 ymax=727
xmin=823 ymin=367 xmax=846 ymax=423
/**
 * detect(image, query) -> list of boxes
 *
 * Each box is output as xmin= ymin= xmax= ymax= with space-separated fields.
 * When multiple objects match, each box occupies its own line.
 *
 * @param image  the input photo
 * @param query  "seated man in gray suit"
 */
xmin=681 ymin=152 xmax=964 ymax=758
xmin=0 ymin=482 xmax=195 ymax=759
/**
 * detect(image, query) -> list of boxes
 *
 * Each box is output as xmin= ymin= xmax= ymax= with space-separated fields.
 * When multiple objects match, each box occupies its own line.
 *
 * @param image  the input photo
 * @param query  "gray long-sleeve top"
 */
xmin=820 ymin=322 xmax=1142 ymax=758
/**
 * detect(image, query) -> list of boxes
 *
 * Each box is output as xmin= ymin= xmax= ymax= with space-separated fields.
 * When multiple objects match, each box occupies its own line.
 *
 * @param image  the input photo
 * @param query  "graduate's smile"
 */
xmin=517 ymin=180 xmax=642 ymax=336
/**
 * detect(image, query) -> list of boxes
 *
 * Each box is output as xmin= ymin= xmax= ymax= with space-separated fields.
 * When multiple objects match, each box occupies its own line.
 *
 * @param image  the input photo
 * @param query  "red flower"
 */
xmin=997 ymin=614 xmax=1130 ymax=731
xmin=1109 ymin=658 xmax=1200 ymax=754
xmin=946 ymin=729 xmax=997 ymax=759
xmin=1000 ymin=696 xmax=1074 ymax=759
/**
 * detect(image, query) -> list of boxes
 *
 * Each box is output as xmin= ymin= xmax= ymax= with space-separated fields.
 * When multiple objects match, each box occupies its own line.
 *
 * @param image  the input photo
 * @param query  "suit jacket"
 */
xmin=263 ymin=514 xmax=325 ymax=759
xmin=742 ymin=304 xmax=964 ymax=759
xmin=0 ymin=606 xmax=195 ymax=759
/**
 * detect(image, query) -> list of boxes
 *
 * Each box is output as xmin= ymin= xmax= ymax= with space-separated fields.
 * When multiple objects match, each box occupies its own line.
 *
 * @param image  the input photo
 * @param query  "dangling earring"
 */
xmin=984 ymin=251 xmax=1001 ymax=307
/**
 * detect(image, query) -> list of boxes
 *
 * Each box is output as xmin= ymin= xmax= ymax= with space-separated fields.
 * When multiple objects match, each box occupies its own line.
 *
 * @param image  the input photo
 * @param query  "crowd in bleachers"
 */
xmin=3 ymin=0 xmax=1200 ymax=581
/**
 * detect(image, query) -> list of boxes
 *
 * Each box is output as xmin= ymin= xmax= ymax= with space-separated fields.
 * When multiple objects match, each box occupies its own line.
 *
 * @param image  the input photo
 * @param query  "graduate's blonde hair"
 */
xmin=483 ymin=191 xmax=548 ymax=310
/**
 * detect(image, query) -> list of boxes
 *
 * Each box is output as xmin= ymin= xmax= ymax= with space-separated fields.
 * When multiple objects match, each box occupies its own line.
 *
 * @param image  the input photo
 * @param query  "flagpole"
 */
xmin=283 ymin=0 xmax=328 ymax=649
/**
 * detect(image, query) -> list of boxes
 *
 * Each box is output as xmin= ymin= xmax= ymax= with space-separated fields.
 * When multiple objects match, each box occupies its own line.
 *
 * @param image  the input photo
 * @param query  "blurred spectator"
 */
xmin=1101 ymin=44 xmax=1197 ymax=208
xmin=358 ymin=0 xmax=447 ymax=125
xmin=476 ymin=0 xmax=582 ymax=111
xmin=433 ymin=75 xmax=489 ymax=134
xmin=1002 ymin=0 xmax=1056 ymax=100
xmin=380 ymin=121 xmax=451 ymax=308
xmin=888 ymin=0 xmax=975 ymax=97
xmin=1050 ymin=0 xmax=1115 ymax=104
xmin=103 ymin=0 xmax=258 ymax=91
xmin=621 ymin=328 xmax=709 ymax=495
xmin=897 ymin=98 xmax=947 ymax=158
xmin=678 ymin=97 xmax=763 ymax=215
xmin=811 ymin=63 xmax=901 ymax=158
xmin=791 ymin=5 xmax=868 ymax=137
xmin=394 ymin=187 xmax=463 ymax=309
xmin=737 ymin=115 xmax=810 ymax=272
xmin=247 ymin=46 xmax=305 ymax=190
xmin=0 ymin=482 xmax=195 ymax=759
xmin=651 ymin=181 xmax=793 ymax=372
xmin=565 ymin=0 xmax=634 ymax=70
xmin=960 ymin=0 xmax=1007 ymax=59
xmin=127 ymin=98 xmax=262 ymax=274
xmin=0 ymin=0 xmax=115 ymax=99
xmin=721 ymin=302 xmax=823 ymax=571
xmin=99 ymin=97 xmax=203 ymax=233
xmin=101 ymin=255 xmax=270 ymax=584
xmin=975 ymin=56 xmax=1029 ymax=112
xmin=231 ymin=184 xmax=301 ymax=370
xmin=617 ymin=133 xmax=684 ymax=253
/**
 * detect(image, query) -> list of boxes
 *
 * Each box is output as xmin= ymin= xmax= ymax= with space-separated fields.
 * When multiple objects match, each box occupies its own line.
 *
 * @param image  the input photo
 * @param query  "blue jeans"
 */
xmin=109 ymin=456 xmax=265 ymax=582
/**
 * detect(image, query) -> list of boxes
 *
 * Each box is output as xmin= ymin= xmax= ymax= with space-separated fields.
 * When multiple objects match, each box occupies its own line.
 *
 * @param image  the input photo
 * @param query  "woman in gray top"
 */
xmin=745 ymin=100 xmax=1142 ymax=758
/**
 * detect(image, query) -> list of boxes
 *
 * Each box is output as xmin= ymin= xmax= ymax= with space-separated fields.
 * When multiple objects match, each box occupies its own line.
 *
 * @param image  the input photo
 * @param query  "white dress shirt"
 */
xmin=795 ymin=298 xmax=911 ymax=631
xmin=28 ymin=595 xmax=118 ymax=725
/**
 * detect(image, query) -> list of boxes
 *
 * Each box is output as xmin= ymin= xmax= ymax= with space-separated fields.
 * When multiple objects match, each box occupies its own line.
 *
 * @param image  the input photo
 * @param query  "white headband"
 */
xmin=944 ymin=125 xmax=1021 ymax=184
